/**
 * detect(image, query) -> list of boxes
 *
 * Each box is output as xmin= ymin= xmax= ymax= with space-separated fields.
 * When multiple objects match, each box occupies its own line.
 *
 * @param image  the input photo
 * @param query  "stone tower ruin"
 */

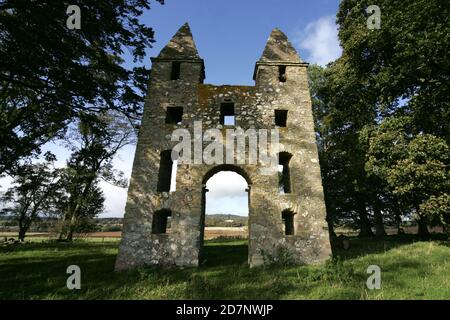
xmin=115 ymin=23 xmax=331 ymax=270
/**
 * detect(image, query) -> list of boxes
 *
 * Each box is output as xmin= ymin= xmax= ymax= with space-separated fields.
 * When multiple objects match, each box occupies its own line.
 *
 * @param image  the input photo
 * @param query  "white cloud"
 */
xmin=206 ymin=171 xmax=248 ymax=198
xmin=99 ymin=181 xmax=128 ymax=218
xmin=205 ymin=171 xmax=249 ymax=216
xmin=294 ymin=15 xmax=342 ymax=66
xmin=99 ymin=145 xmax=135 ymax=217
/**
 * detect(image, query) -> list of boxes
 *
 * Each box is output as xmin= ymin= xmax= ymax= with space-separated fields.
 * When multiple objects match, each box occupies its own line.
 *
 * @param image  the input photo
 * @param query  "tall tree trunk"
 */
xmin=392 ymin=200 xmax=404 ymax=234
xmin=323 ymin=193 xmax=337 ymax=239
xmin=373 ymin=198 xmax=386 ymax=237
xmin=59 ymin=210 xmax=72 ymax=240
xmin=357 ymin=199 xmax=374 ymax=237
xmin=67 ymin=229 xmax=73 ymax=241
xmin=17 ymin=215 xmax=29 ymax=242
xmin=67 ymin=213 xmax=78 ymax=241
xmin=326 ymin=214 xmax=337 ymax=239
xmin=63 ymin=176 xmax=96 ymax=241
xmin=18 ymin=227 xmax=26 ymax=242
xmin=18 ymin=218 xmax=32 ymax=242
xmin=417 ymin=215 xmax=430 ymax=238
xmin=358 ymin=211 xmax=374 ymax=237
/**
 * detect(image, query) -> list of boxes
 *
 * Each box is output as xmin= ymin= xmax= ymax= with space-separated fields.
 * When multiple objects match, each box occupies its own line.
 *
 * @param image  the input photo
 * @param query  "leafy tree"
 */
xmin=0 ymin=0 xmax=164 ymax=176
xmin=338 ymin=0 xmax=449 ymax=138
xmin=0 ymin=152 xmax=59 ymax=241
xmin=57 ymin=112 xmax=133 ymax=240
xmin=312 ymin=0 xmax=450 ymax=237
xmin=309 ymin=64 xmax=338 ymax=238
xmin=363 ymin=116 xmax=449 ymax=236
xmin=420 ymin=194 xmax=450 ymax=234
xmin=309 ymin=62 xmax=378 ymax=237
xmin=56 ymin=170 xmax=105 ymax=239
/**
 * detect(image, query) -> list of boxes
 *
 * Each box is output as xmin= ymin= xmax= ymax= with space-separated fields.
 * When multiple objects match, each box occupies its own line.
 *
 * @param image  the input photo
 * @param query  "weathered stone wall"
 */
xmin=115 ymin=24 xmax=331 ymax=271
xmin=250 ymin=63 xmax=331 ymax=265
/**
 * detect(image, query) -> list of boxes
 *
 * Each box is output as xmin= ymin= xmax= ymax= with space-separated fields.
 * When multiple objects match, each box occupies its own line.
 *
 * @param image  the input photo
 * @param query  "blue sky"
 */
xmin=0 ymin=0 xmax=342 ymax=217
xmin=141 ymin=0 xmax=341 ymax=85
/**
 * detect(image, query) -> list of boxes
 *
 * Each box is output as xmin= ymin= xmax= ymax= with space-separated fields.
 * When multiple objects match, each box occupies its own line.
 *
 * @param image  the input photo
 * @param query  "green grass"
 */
xmin=0 ymin=235 xmax=449 ymax=299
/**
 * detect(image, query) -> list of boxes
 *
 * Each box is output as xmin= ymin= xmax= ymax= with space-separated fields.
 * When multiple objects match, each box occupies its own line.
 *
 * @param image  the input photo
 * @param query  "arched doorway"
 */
xmin=200 ymin=165 xmax=251 ymax=265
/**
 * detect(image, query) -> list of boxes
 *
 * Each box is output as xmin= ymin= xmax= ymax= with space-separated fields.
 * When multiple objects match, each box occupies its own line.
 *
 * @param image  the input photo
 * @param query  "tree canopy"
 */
xmin=0 ymin=0 xmax=164 ymax=175
xmin=311 ymin=0 xmax=449 ymax=237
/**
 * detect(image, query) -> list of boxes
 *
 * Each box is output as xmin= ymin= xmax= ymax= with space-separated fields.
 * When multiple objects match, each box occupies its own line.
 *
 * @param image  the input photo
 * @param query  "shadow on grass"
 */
xmin=0 ymin=241 xmax=122 ymax=298
xmin=200 ymin=240 xmax=248 ymax=267
xmin=0 ymin=239 xmax=299 ymax=299
xmin=0 ymin=240 xmax=117 ymax=254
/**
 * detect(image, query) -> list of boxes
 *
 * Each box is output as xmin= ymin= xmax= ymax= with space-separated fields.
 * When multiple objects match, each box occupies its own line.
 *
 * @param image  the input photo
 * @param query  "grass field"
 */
xmin=0 ymin=235 xmax=449 ymax=299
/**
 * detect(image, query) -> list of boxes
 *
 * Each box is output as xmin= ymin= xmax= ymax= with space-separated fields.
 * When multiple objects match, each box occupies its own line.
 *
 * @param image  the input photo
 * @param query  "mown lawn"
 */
xmin=0 ymin=235 xmax=449 ymax=299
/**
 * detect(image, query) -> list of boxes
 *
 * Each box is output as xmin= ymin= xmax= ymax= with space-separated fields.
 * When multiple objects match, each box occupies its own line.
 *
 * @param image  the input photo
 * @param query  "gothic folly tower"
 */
xmin=115 ymin=23 xmax=331 ymax=270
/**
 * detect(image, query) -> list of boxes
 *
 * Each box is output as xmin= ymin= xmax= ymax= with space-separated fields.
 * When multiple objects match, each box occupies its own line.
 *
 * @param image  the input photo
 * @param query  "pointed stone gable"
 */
xmin=158 ymin=23 xmax=201 ymax=60
xmin=259 ymin=28 xmax=301 ymax=63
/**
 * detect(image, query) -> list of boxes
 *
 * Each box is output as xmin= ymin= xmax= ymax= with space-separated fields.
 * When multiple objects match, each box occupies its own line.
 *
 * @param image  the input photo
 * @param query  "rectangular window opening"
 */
xmin=152 ymin=209 xmax=172 ymax=234
xmin=157 ymin=150 xmax=173 ymax=192
xmin=171 ymin=61 xmax=181 ymax=80
xmin=278 ymin=153 xmax=292 ymax=194
xmin=278 ymin=66 xmax=286 ymax=82
xmin=220 ymin=102 xmax=235 ymax=126
xmin=282 ymin=210 xmax=295 ymax=235
xmin=278 ymin=65 xmax=287 ymax=82
xmin=275 ymin=110 xmax=288 ymax=127
xmin=165 ymin=106 xmax=183 ymax=124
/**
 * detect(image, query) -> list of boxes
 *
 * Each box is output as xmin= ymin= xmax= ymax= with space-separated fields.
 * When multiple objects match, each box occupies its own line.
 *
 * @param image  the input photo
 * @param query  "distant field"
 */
xmin=0 ymin=227 xmax=248 ymax=241
xmin=1 ymin=225 xmax=444 ymax=242
xmin=0 ymin=234 xmax=449 ymax=299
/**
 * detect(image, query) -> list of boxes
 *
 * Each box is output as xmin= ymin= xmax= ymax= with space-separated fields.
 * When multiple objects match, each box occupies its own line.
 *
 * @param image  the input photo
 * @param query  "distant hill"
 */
xmin=205 ymin=214 xmax=248 ymax=227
